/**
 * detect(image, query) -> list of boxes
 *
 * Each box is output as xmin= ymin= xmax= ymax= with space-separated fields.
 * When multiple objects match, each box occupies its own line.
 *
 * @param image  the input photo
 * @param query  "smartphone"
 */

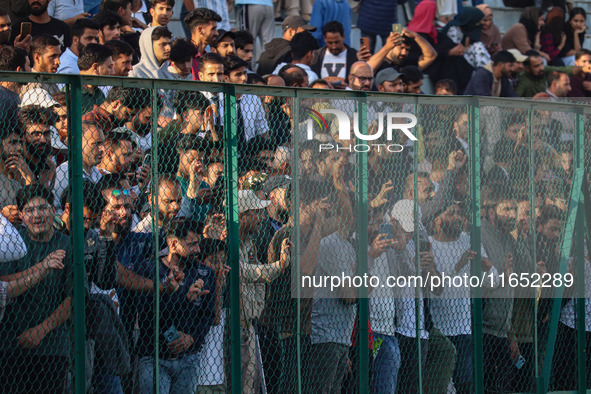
xmin=392 ymin=24 xmax=402 ymax=34
xmin=163 ymin=325 xmax=180 ymax=343
xmin=20 ymin=22 xmax=32 ymax=37
xmin=379 ymin=223 xmax=393 ymax=239
xmin=419 ymin=239 xmax=432 ymax=253
xmin=142 ymin=154 xmax=151 ymax=168
xmin=360 ymin=37 xmax=370 ymax=49
xmin=214 ymin=175 xmax=226 ymax=190
xmin=513 ymin=354 xmax=525 ymax=369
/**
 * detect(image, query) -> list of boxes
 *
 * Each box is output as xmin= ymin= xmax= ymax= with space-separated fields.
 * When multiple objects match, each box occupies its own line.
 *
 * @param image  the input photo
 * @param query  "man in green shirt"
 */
xmin=0 ymin=185 xmax=72 ymax=393
xmin=516 ymin=50 xmax=574 ymax=97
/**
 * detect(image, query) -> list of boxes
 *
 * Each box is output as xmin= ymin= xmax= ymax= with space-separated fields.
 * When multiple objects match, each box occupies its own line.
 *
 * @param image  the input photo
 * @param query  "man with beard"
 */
xmin=53 ymin=121 xmax=105 ymax=210
xmin=18 ymin=104 xmax=56 ymax=191
xmin=133 ymin=174 xmax=183 ymax=234
xmin=20 ymin=34 xmax=61 ymax=97
xmin=10 ymin=0 xmax=72 ymax=52
xmin=134 ymin=217 xmax=215 ymax=393
xmin=82 ymin=86 xmax=150 ymax=134
xmin=0 ymin=125 xmax=25 ymax=222
xmin=429 ymin=203 xmax=493 ymax=394
xmin=464 ymin=50 xmax=517 ymax=97
xmin=480 ymin=182 xmax=519 ymax=393
xmin=370 ymin=29 xmax=437 ymax=75
xmin=515 ymin=50 xmax=579 ymax=97
xmin=347 ymin=61 xmax=374 ymax=91
xmin=97 ymin=128 xmax=135 ymax=176
xmin=105 ymin=39 xmax=133 ymax=76
xmin=184 ymin=8 xmax=222 ymax=80
xmin=58 ymin=18 xmax=99 ymax=74
xmin=0 ymin=185 xmax=71 ymax=393
xmin=311 ymin=21 xmax=358 ymax=84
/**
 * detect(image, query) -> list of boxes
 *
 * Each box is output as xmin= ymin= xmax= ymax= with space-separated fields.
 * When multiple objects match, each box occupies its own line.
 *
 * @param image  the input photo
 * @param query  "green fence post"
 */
xmin=412 ymin=101 xmax=422 ymax=394
xmin=150 ymin=86 xmax=160 ymax=394
xmin=356 ymin=92 xmax=369 ymax=394
xmin=469 ymin=99 xmax=483 ymax=394
xmin=70 ymin=75 xmax=86 ymax=394
xmin=223 ymin=84 xmax=241 ymax=394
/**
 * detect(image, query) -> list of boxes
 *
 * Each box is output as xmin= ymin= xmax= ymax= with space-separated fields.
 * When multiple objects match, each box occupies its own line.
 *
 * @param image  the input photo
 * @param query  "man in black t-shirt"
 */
xmin=10 ymin=0 xmax=71 ymax=52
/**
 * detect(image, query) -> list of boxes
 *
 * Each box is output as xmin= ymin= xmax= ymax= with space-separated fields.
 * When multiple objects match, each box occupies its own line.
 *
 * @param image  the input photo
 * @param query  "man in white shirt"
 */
xmin=48 ymin=0 xmax=88 ymax=26
xmin=273 ymin=31 xmax=319 ymax=84
xmin=311 ymin=21 xmax=358 ymax=83
xmin=58 ymin=18 xmax=99 ymax=74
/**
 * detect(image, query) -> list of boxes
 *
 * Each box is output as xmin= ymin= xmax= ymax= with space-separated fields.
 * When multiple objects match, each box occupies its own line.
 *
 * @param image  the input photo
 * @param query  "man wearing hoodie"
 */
xmin=129 ymin=26 xmax=171 ymax=79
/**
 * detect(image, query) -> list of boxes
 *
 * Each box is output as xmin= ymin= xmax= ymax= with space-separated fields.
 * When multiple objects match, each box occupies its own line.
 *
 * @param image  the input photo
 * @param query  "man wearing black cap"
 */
xmin=211 ymin=29 xmax=235 ymax=58
xmin=375 ymin=67 xmax=406 ymax=93
xmin=257 ymin=15 xmax=316 ymax=75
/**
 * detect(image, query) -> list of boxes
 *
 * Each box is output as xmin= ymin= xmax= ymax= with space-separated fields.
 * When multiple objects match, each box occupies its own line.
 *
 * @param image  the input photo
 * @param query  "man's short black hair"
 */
xmin=493 ymin=50 xmax=516 ymax=66
xmin=92 ymin=10 xmax=123 ymax=30
xmin=247 ymin=73 xmax=266 ymax=85
xmin=78 ymin=44 xmax=113 ymax=71
xmin=96 ymin=172 xmax=130 ymax=198
xmin=548 ymin=70 xmax=567 ymax=86
xmin=198 ymin=52 xmax=224 ymax=70
xmin=184 ymin=8 xmax=222 ymax=31
xmin=19 ymin=105 xmax=56 ymax=129
xmin=176 ymin=133 xmax=205 ymax=153
xmin=0 ymin=7 xmax=8 ymax=17
xmin=0 ymin=46 xmax=27 ymax=71
xmin=290 ymin=31 xmax=319 ymax=60
xmin=173 ymin=90 xmax=210 ymax=115
xmin=169 ymin=38 xmax=198 ymax=63
xmin=401 ymin=65 xmax=422 ymax=83
xmin=223 ymin=55 xmax=249 ymax=75
xmin=60 ymin=180 xmax=105 ymax=214
xmin=71 ymin=18 xmax=99 ymax=38
xmin=233 ymin=30 xmax=254 ymax=49
xmin=538 ymin=203 xmax=564 ymax=227
xmin=435 ymin=79 xmax=457 ymax=95
xmin=100 ymin=0 xmax=132 ymax=13
xmin=152 ymin=26 xmax=172 ymax=41
xmin=151 ymin=0 xmax=175 ymax=7
xmin=523 ymin=49 xmax=541 ymax=67
xmin=575 ymin=48 xmax=591 ymax=61
xmin=164 ymin=217 xmax=204 ymax=240
xmin=106 ymin=87 xmax=151 ymax=109
xmin=322 ymin=21 xmax=345 ymax=37
xmin=17 ymin=185 xmax=54 ymax=211
xmin=30 ymin=34 xmax=61 ymax=58
xmin=105 ymin=39 xmax=134 ymax=58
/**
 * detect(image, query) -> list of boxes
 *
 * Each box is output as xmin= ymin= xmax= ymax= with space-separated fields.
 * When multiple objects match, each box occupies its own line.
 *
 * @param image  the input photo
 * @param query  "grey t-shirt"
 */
xmin=311 ymin=232 xmax=356 ymax=346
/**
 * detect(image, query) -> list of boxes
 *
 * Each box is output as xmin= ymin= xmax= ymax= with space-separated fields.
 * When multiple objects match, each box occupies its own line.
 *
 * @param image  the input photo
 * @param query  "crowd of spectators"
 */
xmin=0 ymin=0 xmax=589 ymax=393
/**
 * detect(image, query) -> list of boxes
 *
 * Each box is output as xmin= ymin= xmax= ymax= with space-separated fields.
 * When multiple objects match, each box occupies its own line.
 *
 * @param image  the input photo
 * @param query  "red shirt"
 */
xmin=191 ymin=51 xmax=204 ymax=81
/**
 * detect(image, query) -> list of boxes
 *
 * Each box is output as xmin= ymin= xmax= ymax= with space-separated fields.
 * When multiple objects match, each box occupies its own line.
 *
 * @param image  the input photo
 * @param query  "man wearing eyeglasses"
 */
xmin=347 ymin=61 xmax=374 ymax=91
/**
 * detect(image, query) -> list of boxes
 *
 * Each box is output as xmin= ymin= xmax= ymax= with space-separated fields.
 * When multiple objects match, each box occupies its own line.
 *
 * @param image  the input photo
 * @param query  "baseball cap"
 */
xmin=263 ymin=175 xmax=291 ymax=197
xmin=20 ymin=88 xmax=61 ymax=108
xmin=213 ymin=29 xmax=235 ymax=46
xmin=238 ymin=189 xmax=271 ymax=213
xmin=375 ymin=68 xmax=406 ymax=86
xmin=507 ymin=49 xmax=527 ymax=63
xmin=389 ymin=199 xmax=421 ymax=233
xmin=282 ymin=16 xmax=316 ymax=32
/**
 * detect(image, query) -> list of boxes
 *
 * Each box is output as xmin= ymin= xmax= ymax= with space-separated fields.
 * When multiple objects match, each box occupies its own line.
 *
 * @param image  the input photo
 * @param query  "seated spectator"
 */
xmin=234 ymin=30 xmax=255 ymax=66
xmin=0 ymin=125 xmax=24 ymax=220
xmin=92 ymin=10 xmax=122 ymax=45
xmin=540 ymin=7 xmax=567 ymax=66
xmin=78 ymin=44 xmax=115 ymax=113
xmin=149 ymin=0 xmax=174 ymax=28
xmin=559 ymin=7 xmax=587 ymax=66
xmin=476 ymin=4 xmax=501 ymax=56
xmin=101 ymin=0 xmax=141 ymax=60
xmin=278 ymin=64 xmax=309 ymax=87
xmin=516 ymin=49 xmax=575 ymax=97
xmin=401 ymin=65 xmax=423 ymax=94
xmin=376 ymin=67 xmax=406 ymax=93
xmin=105 ymin=38 xmax=134 ymax=76
xmin=0 ymin=185 xmax=72 ymax=393
xmin=235 ymin=0 xmax=274 ymax=62
xmin=311 ymin=21 xmax=358 ymax=83
xmin=347 ymin=61 xmax=374 ymax=92
xmin=257 ymin=15 xmax=316 ymax=76
xmin=21 ymin=34 xmax=62 ymax=97
xmin=546 ymin=70 xmax=572 ymax=98
xmin=435 ymin=79 xmax=457 ymax=95
xmin=184 ymin=8 xmax=222 ymax=80
xmin=568 ymin=48 xmax=591 ymax=97
xmin=159 ymin=38 xmax=197 ymax=80
xmin=273 ymin=30 xmax=319 ymax=83
xmin=58 ymin=18 xmax=99 ymax=74
xmin=210 ymin=29 xmax=235 ymax=58
xmin=309 ymin=0 xmax=352 ymax=48
xmin=130 ymin=26 xmax=171 ymax=78
xmin=10 ymin=0 xmax=72 ymax=52
xmin=464 ymin=50 xmax=517 ymax=97
xmin=502 ymin=7 xmax=548 ymax=61
xmin=133 ymin=173 xmax=183 ymax=233
xmin=441 ymin=7 xmax=490 ymax=69
xmin=97 ymin=128 xmax=136 ymax=178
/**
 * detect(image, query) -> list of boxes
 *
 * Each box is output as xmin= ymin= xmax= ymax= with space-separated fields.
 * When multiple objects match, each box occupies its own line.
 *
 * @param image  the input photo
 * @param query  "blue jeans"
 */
xmin=92 ymin=367 xmax=123 ymax=394
xmin=448 ymin=335 xmax=473 ymax=394
xmin=371 ymin=333 xmax=401 ymax=394
xmin=137 ymin=353 xmax=201 ymax=394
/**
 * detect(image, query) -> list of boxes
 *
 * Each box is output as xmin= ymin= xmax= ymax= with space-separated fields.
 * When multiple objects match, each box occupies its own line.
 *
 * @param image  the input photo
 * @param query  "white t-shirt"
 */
xmin=0 ymin=215 xmax=26 ymax=263
xmin=320 ymin=49 xmax=348 ymax=80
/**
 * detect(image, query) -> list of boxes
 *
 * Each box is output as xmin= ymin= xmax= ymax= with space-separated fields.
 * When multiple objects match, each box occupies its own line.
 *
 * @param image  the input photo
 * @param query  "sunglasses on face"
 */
xmin=243 ymin=173 xmax=269 ymax=192
xmin=111 ymin=189 xmax=131 ymax=197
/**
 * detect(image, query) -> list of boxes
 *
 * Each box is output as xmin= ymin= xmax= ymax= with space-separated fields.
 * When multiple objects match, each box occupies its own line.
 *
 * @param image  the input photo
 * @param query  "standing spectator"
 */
xmin=559 ymin=7 xmax=586 ymax=66
xmin=160 ymin=38 xmax=198 ymax=80
xmin=10 ymin=0 xmax=72 ymax=52
xmin=0 ymin=185 xmax=72 ymax=393
xmin=23 ymin=34 xmax=61 ymax=96
xmin=540 ymin=7 xmax=567 ymax=66
xmin=236 ymin=0 xmax=274 ymax=62
xmin=309 ymin=0 xmax=352 ymax=48
xmin=78 ymin=44 xmax=115 ymax=113
xmin=82 ymin=87 xmax=150 ymax=134
xmin=0 ymin=0 xmax=29 ymax=25
xmin=401 ymin=65 xmax=423 ymax=94
xmin=568 ymin=48 xmax=591 ymax=97
xmin=96 ymin=130 xmax=136 ymax=176
xmin=464 ymin=50 xmax=517 ymax=97
xmin=273 ymin=31 xmax=319 ymax=83
xmin=502 ymin=7 xmax=547 ymax=61
xmin=0 ymin=125 xmax=25 ymax=216
xmin=149 ymin=0 xmax=174 ymax=28
xmin=357 ymin=0 xmax=397 ymax=54
xmin=48 ymin=0 xmax=89 ymax=26
xmin=58 ymin=18 xmax=99 ymax=74
xmin=311 ymin=21 xmax=358 ymax=83
xmin=101 ymin=0 xmax=140 ymax=57
xmin=184 ymin=0 xmax=232 ymax=32
xmin=370 ymin=29 xmax=437 ymax=74
xmin=234 ymin=30 xmax=255 ymax=66
xmin=132 ymin=174 xmax=183 ymax=233
xmin=440 ymin=7 xmax=490 ymax=69
xmin=93 ymin=10 xmax=122 ymax=44
xmin=129 ymin=26 xmax=172 ymax=78
xmin=257 ymin=15 xmax=315 ymax=75
xmin=476 ymin=4 xmax=501 ymax=56
xmin=105 ymin=38 xmax=134 ymax=76
xmin=184 ymin=8 xmax=221 ymax=80
xmin=210 ymin=29 xmax=235 ymax=58
xmin=515 ymin=49 xmax=574 ymax=97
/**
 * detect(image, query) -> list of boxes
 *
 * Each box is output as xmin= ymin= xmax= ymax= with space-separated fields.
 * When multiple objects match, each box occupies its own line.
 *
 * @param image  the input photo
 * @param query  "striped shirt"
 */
xmin=193 ymin=0 xmax=232 ymax=30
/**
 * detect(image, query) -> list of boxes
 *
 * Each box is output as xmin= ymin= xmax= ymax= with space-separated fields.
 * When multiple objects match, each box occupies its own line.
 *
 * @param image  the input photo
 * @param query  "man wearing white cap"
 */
xmin=237 ymin=189 xmax=292 ymax=393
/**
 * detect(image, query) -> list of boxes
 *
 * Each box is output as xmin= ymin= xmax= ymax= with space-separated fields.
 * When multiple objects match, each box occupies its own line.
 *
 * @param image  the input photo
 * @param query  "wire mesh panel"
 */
xmin=0 ymin=72 xmax=590 ymax=394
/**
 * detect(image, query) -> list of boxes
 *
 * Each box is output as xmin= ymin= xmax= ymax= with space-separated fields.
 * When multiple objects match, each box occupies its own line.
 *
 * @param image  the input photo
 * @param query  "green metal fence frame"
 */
xmin=1 ymin=71 xmax=588 ymax=394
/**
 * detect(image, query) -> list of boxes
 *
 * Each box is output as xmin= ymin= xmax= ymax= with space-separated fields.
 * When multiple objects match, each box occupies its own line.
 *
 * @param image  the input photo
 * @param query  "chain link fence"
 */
xmin=0 ymin=72 xmax=588 ymax=394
